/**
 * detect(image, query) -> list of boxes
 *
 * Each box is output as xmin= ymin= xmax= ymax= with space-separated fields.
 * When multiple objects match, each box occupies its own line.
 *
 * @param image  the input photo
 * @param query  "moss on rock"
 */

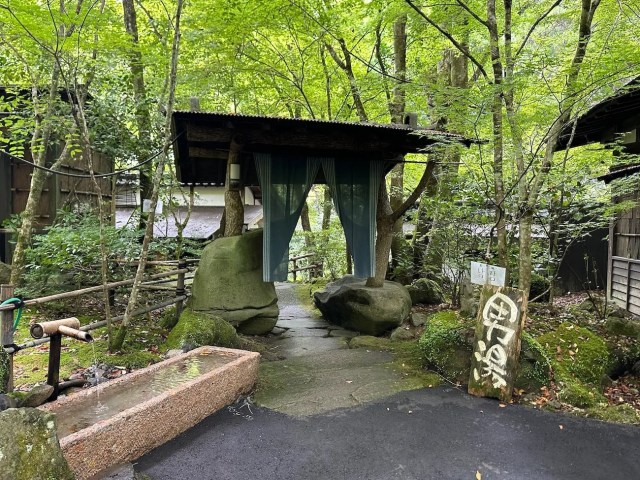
xmin=585 ymin=404 xmax=640 ymax=425
xmin=165 ymin=309 xmax=238 ymax=350
xmin=0 ymin=408 xmax=75 ymax=480
xmin=418 ymin=311 xmax=473 ymax=383
xmin=537 ymin=322 xmax=609 ymax=387
xmin=515 ymin=333 xmax=552 ymax=391
xmin=558 ymin=382 xmax=606 ymax=408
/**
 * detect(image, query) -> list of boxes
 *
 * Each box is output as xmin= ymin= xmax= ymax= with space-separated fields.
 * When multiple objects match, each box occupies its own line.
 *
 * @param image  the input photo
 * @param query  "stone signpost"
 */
xmin=468 ymin=285 xmax=527 ymax=402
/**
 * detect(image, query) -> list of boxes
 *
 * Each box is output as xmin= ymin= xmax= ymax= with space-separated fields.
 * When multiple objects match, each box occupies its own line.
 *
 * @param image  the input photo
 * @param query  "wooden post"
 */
xmin=1 ymin=284 xmax=15 ymax=393
xmin=47 ymin=333 xmax=62 ymax=401
xmin=468 ymin=285 xmax=527 ymax=402
xmin=607 ymin=218 xmax=615 ymax=303
xmin=175 ymin=259 xmax=187 ymax=323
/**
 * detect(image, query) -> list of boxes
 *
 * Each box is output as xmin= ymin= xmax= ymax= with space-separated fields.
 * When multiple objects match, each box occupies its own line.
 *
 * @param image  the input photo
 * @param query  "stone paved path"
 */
xmin=254 ymin=284 xmax=425 ymax=416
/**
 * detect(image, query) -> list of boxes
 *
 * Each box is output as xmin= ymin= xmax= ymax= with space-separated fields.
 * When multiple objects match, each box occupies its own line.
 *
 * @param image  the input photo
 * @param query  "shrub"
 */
xmin=19 ymin=208 xmax=171 ymax=297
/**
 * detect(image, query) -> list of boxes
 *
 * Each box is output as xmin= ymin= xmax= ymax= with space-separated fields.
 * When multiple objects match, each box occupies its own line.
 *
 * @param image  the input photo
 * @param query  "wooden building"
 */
xmin=558 ymin=77 xmax=640 ymax=314
xmin=0 ymin=88 xmax=113 ymax=263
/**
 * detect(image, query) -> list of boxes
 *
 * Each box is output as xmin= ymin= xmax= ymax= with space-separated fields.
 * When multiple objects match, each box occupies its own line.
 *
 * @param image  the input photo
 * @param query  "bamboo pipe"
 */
xmin=57 ymin=325 xmax=93 ymax=342
xmin=30 ymin=317 xmax=81 ymax=339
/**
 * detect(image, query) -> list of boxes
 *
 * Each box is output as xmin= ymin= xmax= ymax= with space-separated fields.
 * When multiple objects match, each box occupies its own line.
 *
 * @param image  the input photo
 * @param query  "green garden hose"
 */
xmin=0 ymin=298 xmax=24 ymax=331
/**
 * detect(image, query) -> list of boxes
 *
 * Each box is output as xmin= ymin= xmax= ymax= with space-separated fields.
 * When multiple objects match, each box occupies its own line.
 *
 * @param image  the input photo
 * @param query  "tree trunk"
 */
xmin=223 ymin=137 xmax=244 ymax=237
xmin=518 ymin=209 xmax=534 ymax=298
xmin=487 ymin=0 xmax=508 ymax=269
xmin=322 ymin=185 xmax=332 ymax=230
xmin=366 ymin=184 xmax=394 ymax=287
xmin=389 ymin=15 xmax=408 ymax=272
xmin=300 ymin=201 xmax=313 ymax=249
xmin=122 ymin=0 xmax=153 ymax=231
xmin=10 ymin=74 xmax=63 ymax=285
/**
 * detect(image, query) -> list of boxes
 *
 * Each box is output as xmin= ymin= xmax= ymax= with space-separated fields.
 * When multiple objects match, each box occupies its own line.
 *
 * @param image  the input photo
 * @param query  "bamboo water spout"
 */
xmin=30 ymin=317 xmax=93 ymax=342
xmin=30 ymin=317 xmax=94 ymax=402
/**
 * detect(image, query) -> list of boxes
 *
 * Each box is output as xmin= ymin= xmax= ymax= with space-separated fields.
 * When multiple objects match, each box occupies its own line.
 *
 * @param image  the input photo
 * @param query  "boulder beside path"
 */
xmin=313 ymin=275 xmax=411 ymax=336
xmin=190 ymin=229 xmax=278 ymax=335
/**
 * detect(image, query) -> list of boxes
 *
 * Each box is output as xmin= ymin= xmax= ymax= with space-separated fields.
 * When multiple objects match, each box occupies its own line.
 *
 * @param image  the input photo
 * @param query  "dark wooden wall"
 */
xmin=609 ymin=188 xmax=640 ymax=315
xmin=1 ymin=149 xmax=113 ymax=264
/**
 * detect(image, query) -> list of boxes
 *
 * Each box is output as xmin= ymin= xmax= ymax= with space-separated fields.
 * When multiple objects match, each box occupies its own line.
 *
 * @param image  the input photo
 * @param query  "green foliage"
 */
xmin=418 ymin=311 xmax=473 ymax=382
xmin=19 ymin=209 xmax=173 ymax=297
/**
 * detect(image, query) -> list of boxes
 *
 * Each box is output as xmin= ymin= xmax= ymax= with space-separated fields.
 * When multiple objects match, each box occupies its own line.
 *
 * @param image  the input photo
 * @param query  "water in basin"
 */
xmin=55 ymin=351 xmax=234 ymax=437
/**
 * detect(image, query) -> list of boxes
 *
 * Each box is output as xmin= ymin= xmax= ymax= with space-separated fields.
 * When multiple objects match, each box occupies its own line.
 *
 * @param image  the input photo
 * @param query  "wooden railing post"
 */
xmin=1 ymin=284 xmax=15 ymax=393
xmin=175 ymin=260 xmax=187 ymax=323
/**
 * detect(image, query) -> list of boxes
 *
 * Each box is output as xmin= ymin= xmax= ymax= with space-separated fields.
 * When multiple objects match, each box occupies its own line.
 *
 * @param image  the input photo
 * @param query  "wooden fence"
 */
xmin=289 ymin=253 xmax=323 ymax=281
xmin=0 ymin=259 xmax=197 ymax=393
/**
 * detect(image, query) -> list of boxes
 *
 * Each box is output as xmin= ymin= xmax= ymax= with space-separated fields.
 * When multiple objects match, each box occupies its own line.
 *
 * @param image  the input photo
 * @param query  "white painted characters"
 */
xmin=473 ymin=293 xmax=518 ymax=389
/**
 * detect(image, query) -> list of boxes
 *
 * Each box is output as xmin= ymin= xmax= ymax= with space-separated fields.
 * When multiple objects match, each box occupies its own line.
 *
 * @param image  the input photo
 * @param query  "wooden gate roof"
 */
xmin=171 ymin=112 xmax=471 ymax=186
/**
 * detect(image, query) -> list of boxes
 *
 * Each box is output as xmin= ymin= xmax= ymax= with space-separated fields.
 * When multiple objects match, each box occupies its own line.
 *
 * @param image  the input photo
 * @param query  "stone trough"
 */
xmin=40 ymin=346 xmax=260 ymax=480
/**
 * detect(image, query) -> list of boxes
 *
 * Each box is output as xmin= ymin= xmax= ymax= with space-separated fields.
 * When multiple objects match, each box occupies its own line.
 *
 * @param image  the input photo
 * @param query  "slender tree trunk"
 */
xmin=367 ymin=183 xmax=394 ymax=287
xmin=224 ymin=137 xmax=244 ymax=237
xmin=111 ymin=0 xmax=184 ymax=351
xmin=487 ymin=0 xmax=508 ymax=269
xmin=122 ymin=0 xmax=153 ymax=231
xmin=300 ymin=201 xmax=313 ymax=249
xmin=10 ymin=71 xmax=64 ymax=284
xmin=389 ymin=16 xmax=408 ymax=274
xmin=322 ymin=186 xmax=332 ymax=230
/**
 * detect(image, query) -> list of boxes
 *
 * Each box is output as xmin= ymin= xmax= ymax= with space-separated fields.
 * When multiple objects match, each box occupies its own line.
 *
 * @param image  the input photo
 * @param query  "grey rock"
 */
xmin=410 ymin=312 xmax=427 ymax=327
xmin=15 ymin=384 xmax=54 ymax=408
xmin=313 ymin=275 xmax=411 ymax=336
xmin=236 ymin=316 xmax=278 ymax=335
xmin=329 ymin=329 xmax=358 ymax=339
xmin=0 ymin=393 xmax=17 ymax=411
xmin=165 ymin=349 xmax=184 ymax=358
xmin=459 ymin=277 xmax=479 ymax=318
xmin=406 ymin=278 xmax=443 ymax=306
xmin=190 ymin=229 xmax=279 ymax=335
xmin=390 ymin=327 xmax=414 ymax=341
xmin=0 ymin=408 xmax=75 ymax=479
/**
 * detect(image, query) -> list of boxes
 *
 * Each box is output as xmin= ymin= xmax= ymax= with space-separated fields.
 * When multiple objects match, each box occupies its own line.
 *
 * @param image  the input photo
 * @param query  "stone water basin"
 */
xmin=40 ymin=346 xmax=260 ymax=480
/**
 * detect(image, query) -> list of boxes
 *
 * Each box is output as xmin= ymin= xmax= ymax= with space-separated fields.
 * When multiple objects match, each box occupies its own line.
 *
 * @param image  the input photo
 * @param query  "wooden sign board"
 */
xmin=468 ymin=285 xmax=527 ymax=402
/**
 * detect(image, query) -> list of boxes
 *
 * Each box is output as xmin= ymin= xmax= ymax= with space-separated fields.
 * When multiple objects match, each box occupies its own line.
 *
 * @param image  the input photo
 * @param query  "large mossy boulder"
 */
xmin=537 ymin=322 xmax=609 ymax=386
xmin=418 ymin=311 xmax=474 ymax=383
xmin=190 ymin=229 xmax=278 ymax=335
xmin=165 ymin=309 xmax=239 ymax=350
xmin=0 ymin=408 xmax=75 ymax=480
xmin=314 ymin=275 xmax=411 ymax=336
